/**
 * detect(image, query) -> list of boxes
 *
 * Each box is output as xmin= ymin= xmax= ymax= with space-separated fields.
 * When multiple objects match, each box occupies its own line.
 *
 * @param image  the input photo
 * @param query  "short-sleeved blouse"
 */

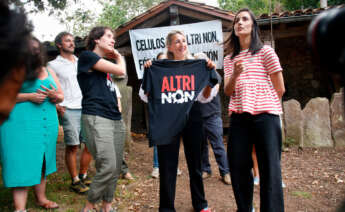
xmin=224 ymin=45 xmax=283 ymax=115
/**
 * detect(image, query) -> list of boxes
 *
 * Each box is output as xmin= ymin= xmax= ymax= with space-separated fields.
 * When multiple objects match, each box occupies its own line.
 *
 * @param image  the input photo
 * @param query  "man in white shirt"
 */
xmin=48 ymin=32 xmax=91 ymax=194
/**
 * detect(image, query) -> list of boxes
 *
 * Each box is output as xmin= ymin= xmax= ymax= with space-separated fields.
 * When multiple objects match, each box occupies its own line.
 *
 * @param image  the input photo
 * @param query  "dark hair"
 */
xmin=224 ymin=8 xmax=263 ymax=58
xmin=54 ymin=31 xmax=73 ymax=49
xmin=29 ymin=37 xmax=47 ymax=75
xmin=0 ymin=2 xmax=36 ymax=82
xmin=86 ymin=26 xmax=113 ymax=50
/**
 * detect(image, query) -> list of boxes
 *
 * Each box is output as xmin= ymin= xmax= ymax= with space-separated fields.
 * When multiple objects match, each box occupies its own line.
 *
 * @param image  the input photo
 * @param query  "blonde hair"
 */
xmin=165 ymin=30 xmax=193 ymax=60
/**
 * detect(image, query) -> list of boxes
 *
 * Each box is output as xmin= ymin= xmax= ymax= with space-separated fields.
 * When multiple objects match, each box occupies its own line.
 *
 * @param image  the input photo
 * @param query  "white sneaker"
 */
xmin=282 ymin=181 xmax=286 ymax=188
xmin=151 ymin=167 xmax=159 ymax=178
xmin=177 ymin=168 xmax=182 ymax=176
xmin=253 ymin=177 xmax=260 ymax=186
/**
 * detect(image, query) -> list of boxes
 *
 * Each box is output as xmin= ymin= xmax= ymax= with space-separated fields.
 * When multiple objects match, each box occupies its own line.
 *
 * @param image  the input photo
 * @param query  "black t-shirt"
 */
xmin=142 ymin=59 xmax=218 ymax=146
xmin=77 ymin=51 xmax=121 ymax=120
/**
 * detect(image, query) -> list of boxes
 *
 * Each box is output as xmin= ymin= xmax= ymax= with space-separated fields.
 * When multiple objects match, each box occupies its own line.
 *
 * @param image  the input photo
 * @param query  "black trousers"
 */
xmin=228 ymin=113 xmax=284 ymax=212
xmin=157 ymin=112 xmax=208 ymax=212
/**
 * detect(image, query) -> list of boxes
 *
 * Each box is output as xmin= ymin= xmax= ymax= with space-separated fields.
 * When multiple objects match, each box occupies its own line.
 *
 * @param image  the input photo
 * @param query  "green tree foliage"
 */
xmin=97 ymin=0 xmax=163 ymax=29
xmin=219 ymin=0 xmax=345 ymax=14
xmin=63 ymin=7 xmax=96 ymax=37
xmin=51 ymin=0 xmax=163 ymax=37
xmin=45 ymin=0 xmax=98 ymax=37
xmin=9 ymin=0 xmax=69 ymax=12
xmin=218 ymin=0 xmax=277 ymax=15
xmin=97 ymin=2 xmax=129 ymax=30
xmin=282 ymin=0 xmax=345 ymax=10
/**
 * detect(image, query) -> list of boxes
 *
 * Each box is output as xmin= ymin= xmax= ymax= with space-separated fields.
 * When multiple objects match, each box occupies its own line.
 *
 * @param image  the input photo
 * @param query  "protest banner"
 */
xmin=129 ymin=20 xmax=223 ymax=79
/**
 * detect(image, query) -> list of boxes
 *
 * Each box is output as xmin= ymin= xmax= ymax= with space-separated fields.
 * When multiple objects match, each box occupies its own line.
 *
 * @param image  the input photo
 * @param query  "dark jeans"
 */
xmin=202 ymin=114 xmax=229 ymax=176
xmin=228 ymin=113 xmax=284 ymax=212
xmin=153 ymin=145 xmax=159 ymax=168
xmin=157 ymin=118 xmax=208 ymax=212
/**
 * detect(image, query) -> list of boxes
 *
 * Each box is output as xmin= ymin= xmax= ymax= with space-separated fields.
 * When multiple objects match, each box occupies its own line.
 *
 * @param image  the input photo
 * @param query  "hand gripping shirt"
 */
xmin=199 ymin=71 xmax=222 ymax=118
xmin=141 ymin=59 xmax=218 ymax=146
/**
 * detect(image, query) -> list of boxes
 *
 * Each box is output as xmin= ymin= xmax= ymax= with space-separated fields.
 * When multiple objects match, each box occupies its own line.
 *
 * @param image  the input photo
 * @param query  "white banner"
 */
xmin=129 ymin=20 xmax=224 ymax=79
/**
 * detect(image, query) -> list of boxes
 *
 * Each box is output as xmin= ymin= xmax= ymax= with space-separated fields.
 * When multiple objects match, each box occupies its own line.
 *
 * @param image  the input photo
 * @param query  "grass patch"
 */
xmin=0 ymin=171 xmax=86 ymax=212
xmin=0 ymin=169 xmax=136 ymax=212
xmin=291 ymin=190 xmax=312 ymax=199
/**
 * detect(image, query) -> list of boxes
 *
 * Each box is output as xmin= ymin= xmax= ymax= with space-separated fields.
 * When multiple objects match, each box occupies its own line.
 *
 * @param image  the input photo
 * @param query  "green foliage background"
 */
xmin=13 ymin=0 xmax=345 ymax=37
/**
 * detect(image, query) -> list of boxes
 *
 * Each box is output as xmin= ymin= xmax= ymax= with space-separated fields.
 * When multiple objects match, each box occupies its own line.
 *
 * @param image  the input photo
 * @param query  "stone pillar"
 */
xmin=283 ymin=99 xmax=303 ymax=147
xmin=302 ymin=97 xmax=333 ymax=147
xmin=330 ymin=88 xmax=345 ymax=147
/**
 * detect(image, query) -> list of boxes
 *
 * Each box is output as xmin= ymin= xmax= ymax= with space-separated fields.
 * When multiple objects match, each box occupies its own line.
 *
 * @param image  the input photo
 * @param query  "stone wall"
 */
xmin=283 ymin=89 xmax=345 ymax=147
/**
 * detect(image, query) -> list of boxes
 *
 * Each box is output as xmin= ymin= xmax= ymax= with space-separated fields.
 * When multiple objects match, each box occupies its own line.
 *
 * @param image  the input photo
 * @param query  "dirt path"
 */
xmin=56 ymin=135 xmax=345 ymax=212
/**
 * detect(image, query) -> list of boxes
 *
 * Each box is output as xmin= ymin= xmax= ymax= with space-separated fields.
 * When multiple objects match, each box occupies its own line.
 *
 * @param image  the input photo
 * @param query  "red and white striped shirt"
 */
xmin=224 ymin=45 xmax=283 ymax=115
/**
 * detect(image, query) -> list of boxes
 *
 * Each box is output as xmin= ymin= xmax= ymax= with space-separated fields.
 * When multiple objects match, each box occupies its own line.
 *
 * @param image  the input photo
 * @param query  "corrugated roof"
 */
xmin=257 ymin=4 xmax=344 ymax=24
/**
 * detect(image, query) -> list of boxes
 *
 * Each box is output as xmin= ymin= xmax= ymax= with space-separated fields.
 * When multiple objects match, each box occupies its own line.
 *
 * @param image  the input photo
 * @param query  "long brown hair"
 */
xmin=224 ymin=8 xmax=263 ymax=58
xmin=86 ymin=26 xmax=113 ymax=51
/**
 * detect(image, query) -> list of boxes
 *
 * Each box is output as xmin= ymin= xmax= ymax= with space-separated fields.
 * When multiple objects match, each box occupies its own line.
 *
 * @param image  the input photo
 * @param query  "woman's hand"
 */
xmin=37 ymin=84 xmax=61 ymax=103
xmin=206 ymin=59 xmax=216 ymax=70
xmin=106 ymin=49 xmax=121 ymax=60
xmin=30 ymin=92 xmax=47 ymax=104
xmin=56 ymin=105 xmax=66 ymax=117
xmin=233 ymin=59 xmax=245 ymax=78
xmin=144 ymin=60 xmax=152 ymax=69
xmin=224 ymin=59 xmax=245 ymax=97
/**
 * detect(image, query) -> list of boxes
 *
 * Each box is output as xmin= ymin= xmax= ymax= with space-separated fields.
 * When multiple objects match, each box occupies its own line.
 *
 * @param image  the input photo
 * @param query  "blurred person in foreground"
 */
xmin=0 ymin=1 xmax=37 ymax=125
xmin=0 ymin=37 xmax=64 ymax=211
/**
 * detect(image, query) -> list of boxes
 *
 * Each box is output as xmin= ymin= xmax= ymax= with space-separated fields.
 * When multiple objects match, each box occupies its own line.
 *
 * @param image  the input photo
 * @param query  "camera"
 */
xmin=308 ymin=7 xmax=345 ymax=77
xmin=308 ymin=8 xmax=345 ymax=212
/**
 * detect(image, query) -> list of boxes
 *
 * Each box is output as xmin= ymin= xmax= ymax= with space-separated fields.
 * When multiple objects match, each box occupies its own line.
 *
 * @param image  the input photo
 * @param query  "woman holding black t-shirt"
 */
xmin=141 ymin=30 xmax=217 ymax=212
xmin=77 ymin=26 xmax=126 ymax=212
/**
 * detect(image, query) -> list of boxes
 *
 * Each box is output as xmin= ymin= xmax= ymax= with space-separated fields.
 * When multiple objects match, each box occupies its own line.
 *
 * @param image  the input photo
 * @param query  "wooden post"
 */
xmin=169 ymin=5 xmax=180 ymax=26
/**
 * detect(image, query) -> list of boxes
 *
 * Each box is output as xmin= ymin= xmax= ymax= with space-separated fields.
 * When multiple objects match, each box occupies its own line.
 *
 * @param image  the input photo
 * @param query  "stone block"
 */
xmin=302 ymin=97 xmax=333 ymax=147
xmin=330 ymin=90 xmax=345 ymax=147
xmin=283 ymin=99 xmax=303 ymax=146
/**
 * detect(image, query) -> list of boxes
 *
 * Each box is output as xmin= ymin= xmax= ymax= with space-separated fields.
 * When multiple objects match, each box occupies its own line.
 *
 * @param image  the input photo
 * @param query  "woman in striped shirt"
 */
xmin=224 ymin=8 xmax=285 ymax=212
